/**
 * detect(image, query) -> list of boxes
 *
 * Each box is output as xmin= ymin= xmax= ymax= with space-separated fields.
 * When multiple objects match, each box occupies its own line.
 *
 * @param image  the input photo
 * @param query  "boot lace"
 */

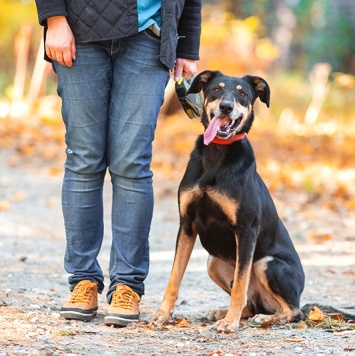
xmin=111 ymin=285 xmax=140 ymax=310
xmin=69 ymin=281 xmax=96 ymax=303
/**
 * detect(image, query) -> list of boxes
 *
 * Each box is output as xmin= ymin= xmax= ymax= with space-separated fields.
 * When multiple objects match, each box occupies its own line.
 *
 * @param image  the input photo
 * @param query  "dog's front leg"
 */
xmin=149 ymin=226 xmax=197 ymax=326
xmin=214 ymin=228 xmax=256 ymax=333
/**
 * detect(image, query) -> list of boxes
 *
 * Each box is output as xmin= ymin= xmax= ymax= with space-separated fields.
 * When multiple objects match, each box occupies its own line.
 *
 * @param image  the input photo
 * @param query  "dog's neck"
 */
xmin=210 ymin=133 xmax=246 ymax=145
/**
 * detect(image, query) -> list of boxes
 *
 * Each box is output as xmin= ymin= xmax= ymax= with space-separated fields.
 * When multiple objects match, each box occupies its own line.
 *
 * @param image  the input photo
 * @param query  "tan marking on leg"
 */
xmin=229 ymin=259 xmax=253 ymax=319
xmin=151 ymin=228 xmax=197 ymax=326
xmin=252 ymin=257 xmax=299 ymax=321
xmin=214 ymin=242 xmax=254 ymax=332
xmin=164 ymin=231 xmax=197 ymax=304
xmin=151 ymin=186 xmax=203 ymax=326
xmin=206 ymin=256 xmax=236 ymax=322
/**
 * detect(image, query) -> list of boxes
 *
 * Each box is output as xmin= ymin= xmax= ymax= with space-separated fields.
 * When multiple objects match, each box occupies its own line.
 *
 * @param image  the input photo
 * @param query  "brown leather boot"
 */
xmin=104 ymin=284 xmax=140 ymax=326
xmin=60 ymin=280 xmax=98 ymax=321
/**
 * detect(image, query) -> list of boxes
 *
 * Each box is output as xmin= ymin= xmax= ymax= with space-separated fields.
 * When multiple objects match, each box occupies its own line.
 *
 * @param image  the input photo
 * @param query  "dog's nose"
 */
xmin=219 ymin=101 xmax=234 ymax=115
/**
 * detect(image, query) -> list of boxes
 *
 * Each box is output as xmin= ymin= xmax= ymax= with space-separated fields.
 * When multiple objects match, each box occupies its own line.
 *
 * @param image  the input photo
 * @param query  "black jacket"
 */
xmin=35 ymin=0 xmax=201 ymax=69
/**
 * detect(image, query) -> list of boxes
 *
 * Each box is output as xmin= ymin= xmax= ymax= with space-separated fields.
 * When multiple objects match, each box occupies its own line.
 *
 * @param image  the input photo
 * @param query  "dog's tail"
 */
xmin=301 ymin=303 xmax=355 ymax=321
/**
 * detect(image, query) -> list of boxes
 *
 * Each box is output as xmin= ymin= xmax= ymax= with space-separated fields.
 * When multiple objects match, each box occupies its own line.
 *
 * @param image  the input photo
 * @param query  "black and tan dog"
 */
xmin=149 ymin=70 xmax=305 ymax=333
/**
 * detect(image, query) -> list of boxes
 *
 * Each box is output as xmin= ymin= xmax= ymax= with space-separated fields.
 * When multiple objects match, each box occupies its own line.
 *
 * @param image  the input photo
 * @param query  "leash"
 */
xmin=175 ymin=76 xmax=203 ymax=119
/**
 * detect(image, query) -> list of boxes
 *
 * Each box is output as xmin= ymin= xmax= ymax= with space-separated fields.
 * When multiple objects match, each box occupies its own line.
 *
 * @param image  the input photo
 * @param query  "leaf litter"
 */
xmin=0 ymin=114 xmax=355 ymax=355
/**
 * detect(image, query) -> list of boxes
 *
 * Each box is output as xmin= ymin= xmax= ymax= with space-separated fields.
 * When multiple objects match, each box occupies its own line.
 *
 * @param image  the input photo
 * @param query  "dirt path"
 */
xmin=0 ymin=149 xmax=354 ymax=356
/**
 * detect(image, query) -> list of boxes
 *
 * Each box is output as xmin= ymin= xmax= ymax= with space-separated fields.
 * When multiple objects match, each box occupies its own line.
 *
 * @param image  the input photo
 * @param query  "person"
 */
xmin=34 ymin=0 xmax=201 ymax=327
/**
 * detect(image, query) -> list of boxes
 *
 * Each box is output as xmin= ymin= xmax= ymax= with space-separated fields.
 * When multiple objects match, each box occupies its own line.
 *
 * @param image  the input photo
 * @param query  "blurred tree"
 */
xmin=0 ymin=0 xmax=37 ymax=96
xmin=212 ymin=0 xmax=355 ymax=74
xmin=292 ymin=0 xmax=353 ymax=73
xmin=333 ymin=0 xmax=355 ymax=73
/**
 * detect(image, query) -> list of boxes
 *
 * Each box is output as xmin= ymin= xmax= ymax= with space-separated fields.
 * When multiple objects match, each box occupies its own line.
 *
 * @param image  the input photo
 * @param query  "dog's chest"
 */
xmin=180 ymin=185 xmax=238 ymax=226
xmin=180 ymin=185 xmax=239 ymax=259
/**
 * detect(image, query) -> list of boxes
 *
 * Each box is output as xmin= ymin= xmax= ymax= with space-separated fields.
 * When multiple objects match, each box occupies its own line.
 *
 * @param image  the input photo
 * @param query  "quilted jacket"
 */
xmin=35 ymin=0 xmax=201 ymax=69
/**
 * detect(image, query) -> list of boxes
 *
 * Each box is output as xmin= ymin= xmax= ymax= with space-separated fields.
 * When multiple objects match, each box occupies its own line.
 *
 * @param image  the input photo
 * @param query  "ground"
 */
xmin=0 ymin=116 xmax=355 ymax=355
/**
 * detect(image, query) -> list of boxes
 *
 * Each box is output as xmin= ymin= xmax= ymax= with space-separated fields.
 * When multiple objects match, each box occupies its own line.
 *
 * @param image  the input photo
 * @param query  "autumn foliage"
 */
xmin=1 ymin=8 xmax=355 ymax=217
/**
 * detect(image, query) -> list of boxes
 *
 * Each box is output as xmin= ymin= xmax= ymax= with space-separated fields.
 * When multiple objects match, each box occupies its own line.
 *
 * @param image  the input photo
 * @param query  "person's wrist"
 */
xmin=47 ymin=15 xmax=67 ymax=26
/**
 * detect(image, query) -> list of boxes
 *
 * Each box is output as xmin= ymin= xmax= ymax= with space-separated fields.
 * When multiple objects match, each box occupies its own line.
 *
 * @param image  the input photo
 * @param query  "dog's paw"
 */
xmin=147 ymin=309 xmax=170 ymax=326
xmin=212 ymin=318 xmax=240 ymax=333
xmin=249 ymin=313 xmax=273 ymax=324
xmin=203 ymin=309 xmax=228 ymax=321
xmin=249 ymin=313 xmax=288 ymax=325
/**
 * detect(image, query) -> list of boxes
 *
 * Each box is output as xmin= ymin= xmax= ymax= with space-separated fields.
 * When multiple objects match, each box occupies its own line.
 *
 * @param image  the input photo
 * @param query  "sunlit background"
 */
xmin=0 ymin=2 xmax=354 ymax=349
xmin=0 ymin=0 xmax=355 ymax=216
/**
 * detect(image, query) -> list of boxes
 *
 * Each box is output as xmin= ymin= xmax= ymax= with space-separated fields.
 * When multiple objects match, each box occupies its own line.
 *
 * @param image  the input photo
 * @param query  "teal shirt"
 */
xmin=137 ymin=0 xmax=162 ymax=31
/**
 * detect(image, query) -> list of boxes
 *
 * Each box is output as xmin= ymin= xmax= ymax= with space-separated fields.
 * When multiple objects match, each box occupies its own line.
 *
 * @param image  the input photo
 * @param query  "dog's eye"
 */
xmin=212 ymin=87 xmax=220 ymax=94
xmin=239 ymin=92 xmax=246 ymax=97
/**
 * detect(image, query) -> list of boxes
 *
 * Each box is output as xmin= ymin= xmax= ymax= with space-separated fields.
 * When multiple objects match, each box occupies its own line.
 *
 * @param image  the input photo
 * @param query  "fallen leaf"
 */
xmin=307 ymin=230 xmax=332 ymax=243
xmin=328 ymin=313 xmax=344 ymax=322
xmin=344 ymin=348 xmax=355 ymax=353
xmin=170 ymin=317 xmax=191 ymax=328
xmin=139 ymin=322 xmax=156 ymax=330
xmin=206 ymin=351 xmax=223 ymax=356
xmin=14 ymin=191 xmax=26 ymax=201
xmin=309 ymin=306 xmax=324 ymax=321
xmin=259 ymin=319 xmax=275 ymax=328
xmin=0 ymin=200 xmax=10 ymax=211
xmin=326 ymin=268 xmax=336 ymax=274
xmin=292 ymin=321 xmax=308 ymax=329
xmin=56 ymin=329 xmax=76 ymax=337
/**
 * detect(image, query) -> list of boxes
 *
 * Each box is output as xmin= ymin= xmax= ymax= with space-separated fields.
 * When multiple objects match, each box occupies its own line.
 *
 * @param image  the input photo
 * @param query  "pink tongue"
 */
xmin=204 ymin=116 xmax=221 ymax=145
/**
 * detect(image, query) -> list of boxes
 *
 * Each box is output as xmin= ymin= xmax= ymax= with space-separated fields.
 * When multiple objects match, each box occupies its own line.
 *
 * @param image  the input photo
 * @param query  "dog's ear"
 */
xmin=187 ymin=70 xmax=223 ymax=94
xmin=244 ymin=76 xmax=270 ymax=108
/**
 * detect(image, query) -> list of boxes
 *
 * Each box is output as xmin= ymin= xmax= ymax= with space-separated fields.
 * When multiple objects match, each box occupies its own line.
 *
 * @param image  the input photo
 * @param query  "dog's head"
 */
xmin=187 ymin=70 xmax=270 ymax=145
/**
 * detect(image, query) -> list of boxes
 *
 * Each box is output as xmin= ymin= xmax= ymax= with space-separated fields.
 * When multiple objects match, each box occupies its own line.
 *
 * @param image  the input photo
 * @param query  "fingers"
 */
xmin=62 ymin=49 xmax=75 ymax=67
xmin=46 ymin=40 xmax=75 ymax=67
xmin=71 ymin=39 xmax=76 ymax=62
xmin=174 ymin=62 xmax=183 ymax=82
xmin=46 ymin=16 xmax=76 ymax=67
xmin=46 ymin=47 xmax=75 ymax=67
xmin=174 ymin=58 xmax=197 ymax=82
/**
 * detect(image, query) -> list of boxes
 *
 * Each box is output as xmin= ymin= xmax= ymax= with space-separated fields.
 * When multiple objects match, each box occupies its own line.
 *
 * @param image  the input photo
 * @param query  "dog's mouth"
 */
xmin=204 ymin=114 xmax=243 ymax=145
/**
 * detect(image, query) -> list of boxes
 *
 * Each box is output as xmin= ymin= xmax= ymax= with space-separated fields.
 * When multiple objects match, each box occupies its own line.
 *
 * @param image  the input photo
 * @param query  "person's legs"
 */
xmin=106 ymin=32 xmax=169 ymax=302
xmin=54 ymin=42 xmax=114 ymax=296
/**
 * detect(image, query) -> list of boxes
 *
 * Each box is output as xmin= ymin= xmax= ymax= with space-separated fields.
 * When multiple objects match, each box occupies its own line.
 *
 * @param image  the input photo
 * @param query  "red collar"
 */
xmin=210 ymin=133 xmax=246 ymax=145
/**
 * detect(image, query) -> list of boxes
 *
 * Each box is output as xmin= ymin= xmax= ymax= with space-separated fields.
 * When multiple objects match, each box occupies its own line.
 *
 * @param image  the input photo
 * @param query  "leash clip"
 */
xmin=175 ymin=76 xmax=203 ymax=119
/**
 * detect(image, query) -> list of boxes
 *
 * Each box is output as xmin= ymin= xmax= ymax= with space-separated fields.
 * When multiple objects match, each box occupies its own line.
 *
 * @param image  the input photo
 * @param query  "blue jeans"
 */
xmin=53 ymin=31 xmax=170 ymax=301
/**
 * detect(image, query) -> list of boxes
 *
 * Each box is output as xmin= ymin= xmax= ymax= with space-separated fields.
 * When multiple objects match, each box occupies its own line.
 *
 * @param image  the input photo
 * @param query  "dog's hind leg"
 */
xmin=250 ymin=256 xmax=305 ymax=323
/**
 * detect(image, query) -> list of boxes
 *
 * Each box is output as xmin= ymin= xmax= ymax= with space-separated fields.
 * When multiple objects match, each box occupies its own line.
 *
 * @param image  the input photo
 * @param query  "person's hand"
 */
xmin=46 ymin=16 xmax=76 ymax=67
xmin=174 ymin=58 xmax=197 ymax=82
